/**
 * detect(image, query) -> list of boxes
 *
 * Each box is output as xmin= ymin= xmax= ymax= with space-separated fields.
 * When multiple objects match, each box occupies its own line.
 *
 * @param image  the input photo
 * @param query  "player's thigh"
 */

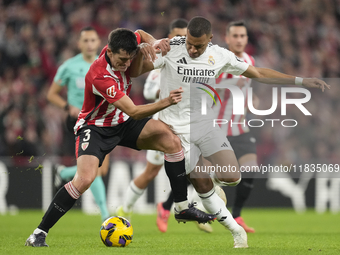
xmin=238 ymin=153 xmax=257 ymax=167
xmin=176 ymin=133 xmax=201 ymax=175
xmin=136 ymin=119 xmax=181 ymax=153
xmin=75 ymin=126 xmax=110 ymax=167
xmin=98 ymin=154 xmax=110 ymax=176
xmin=198 ymin=125 xmax=237 ymax=168
xmin=205 ymin=150 xmax=240 ymax=180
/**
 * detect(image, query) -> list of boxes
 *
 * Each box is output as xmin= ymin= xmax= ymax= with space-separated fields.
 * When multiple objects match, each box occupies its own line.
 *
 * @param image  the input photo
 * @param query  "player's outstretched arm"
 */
xmin=113 ymin=87 xmax=183 ymax=120
xmin=242 ymin=65 xmax=330 ymax=92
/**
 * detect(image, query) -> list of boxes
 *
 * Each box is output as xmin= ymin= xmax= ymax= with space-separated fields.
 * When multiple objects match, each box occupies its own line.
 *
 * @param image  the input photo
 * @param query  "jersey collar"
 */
xmin=105 ymin=51 xmax=119 ymax=71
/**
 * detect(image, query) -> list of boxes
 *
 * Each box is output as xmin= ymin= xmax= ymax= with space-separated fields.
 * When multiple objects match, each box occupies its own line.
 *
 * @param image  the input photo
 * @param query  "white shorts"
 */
xmin=146 ymin=149 xmax=164 ymax=165
xmin=179 ymin=121 xmax=233 ymax=174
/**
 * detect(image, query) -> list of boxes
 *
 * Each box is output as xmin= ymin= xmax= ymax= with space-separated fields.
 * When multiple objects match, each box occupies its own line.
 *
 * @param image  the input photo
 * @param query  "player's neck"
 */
xmin=232 ymin=51 xmax=243 ymax=58
xmin=82 ymin=54 xmax=96 ymax=64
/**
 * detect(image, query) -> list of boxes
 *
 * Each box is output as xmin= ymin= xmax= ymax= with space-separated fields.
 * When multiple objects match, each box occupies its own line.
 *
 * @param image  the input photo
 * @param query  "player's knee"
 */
xmin=163 ymin=133 xmax=181 ymax=153
xmin=212 ymin=174 xmax=241 ymax=187
xmin=73 ymin=175 xmax=96 ymax=193
xmin=225 ymin=177 xmax=241 ymax=186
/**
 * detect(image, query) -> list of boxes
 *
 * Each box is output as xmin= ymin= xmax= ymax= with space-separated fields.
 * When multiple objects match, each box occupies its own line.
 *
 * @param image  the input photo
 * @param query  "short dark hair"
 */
xmin=108 ymin=28 xmax=138 ymax=54
xmin=226 ymin=20 xmax=247 ymax=34
xmin=80 ymin=26 xmax=97 ymax=33
xmin=187 ymin=16 xmax=211 ymax=37
xmin=169 ymin=18 xmax=188 ymax=33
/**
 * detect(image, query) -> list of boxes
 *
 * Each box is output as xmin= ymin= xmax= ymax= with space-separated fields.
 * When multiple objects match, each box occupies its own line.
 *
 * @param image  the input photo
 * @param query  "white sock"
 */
xmin=190 ymin=190 xmax=206 ymax=212
xmin=123 ymin=180 xmax=145 ymax=212
xmin=198 ymin=189 xmax=239 ymax=232
xmin=34 ymin=228 xmax=47 ymax=236
xmin=174 ymin=200 xmax=188 ymax=212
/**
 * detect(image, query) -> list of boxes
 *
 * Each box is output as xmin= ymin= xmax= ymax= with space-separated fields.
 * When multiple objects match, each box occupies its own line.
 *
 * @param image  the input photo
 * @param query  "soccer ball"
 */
xmin=99 ymin=216 xmax=133 ymax=247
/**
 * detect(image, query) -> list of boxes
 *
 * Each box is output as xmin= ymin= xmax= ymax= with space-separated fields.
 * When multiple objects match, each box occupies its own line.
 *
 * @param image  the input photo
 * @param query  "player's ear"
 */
xmin=209 ymin=34 xmax=213 ymax=41
xmin=225 ymin=35 xmax=229 ymax=45
xmin=106 ymin=47 xmax=112 ymax=56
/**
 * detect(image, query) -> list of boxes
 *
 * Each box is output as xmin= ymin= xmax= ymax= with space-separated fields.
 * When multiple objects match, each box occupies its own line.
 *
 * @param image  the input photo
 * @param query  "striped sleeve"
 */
xmin=92 ymin=76 xmax=125 ymax=104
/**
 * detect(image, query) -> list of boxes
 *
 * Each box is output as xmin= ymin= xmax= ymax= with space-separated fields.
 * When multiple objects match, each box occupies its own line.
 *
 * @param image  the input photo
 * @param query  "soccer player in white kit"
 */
xmin=116 ymin=20 xmax=189 ymax=224
xmin=138 ymin=16 xmax=329 ymax=248
xmin=117 ymin=19 xmax=221 ymax=233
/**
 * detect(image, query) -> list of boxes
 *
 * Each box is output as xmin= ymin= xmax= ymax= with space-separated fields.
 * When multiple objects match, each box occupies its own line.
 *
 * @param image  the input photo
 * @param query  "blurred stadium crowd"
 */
xmin=0 ymin=0 xmax=339 ymax=168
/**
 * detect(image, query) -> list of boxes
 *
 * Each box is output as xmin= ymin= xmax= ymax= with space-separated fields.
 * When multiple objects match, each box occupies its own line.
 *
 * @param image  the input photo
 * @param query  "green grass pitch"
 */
xmin=1 ymin=208 xmax=339 ymax=254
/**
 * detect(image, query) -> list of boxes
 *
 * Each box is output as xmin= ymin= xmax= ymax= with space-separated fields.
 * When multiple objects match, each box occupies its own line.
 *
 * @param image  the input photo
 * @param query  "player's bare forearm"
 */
xmin=138 ymin=59 xmax=155 ymax=76
xmin=129 ymin=98 xmax=172 ymax=120
xmin=242 ymin=66 xmax=295 ymax=84
xmin=136 ymin=30 xmax=156 ymax=45
xmin=129 ymin=48 xmax=144 ymax=77
xmin=242 ymin=66 xmax=330 ymax=91
xmin=47 ymin=81 xmax=68 ymax=109
xmin=114 ymin=88 xmax=183 ymax=120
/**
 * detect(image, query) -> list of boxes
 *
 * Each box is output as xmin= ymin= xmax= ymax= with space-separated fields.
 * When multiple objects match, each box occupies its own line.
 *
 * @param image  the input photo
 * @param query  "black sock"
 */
xmin=162 ymin=192 xmax=174 ymax=211
xmin=164 ymin=159 xmax=187 ymax=203
xmin=163 ymin=180 xmax=191 ymax=210
xmin=232 ymin=178 xmax=254 ymax=218
xmin=38 ymin=186 xmax=78 ymax=233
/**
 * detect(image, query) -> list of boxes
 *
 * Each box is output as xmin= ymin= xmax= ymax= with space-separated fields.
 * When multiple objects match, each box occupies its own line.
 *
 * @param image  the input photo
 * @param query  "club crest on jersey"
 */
xmin=81 ymin=142 xmax=89 ymax=151
xmin=106 ymin=85 xmax=117 ymax=98
xmin=208 ymin=56 xmax=215 ymax=66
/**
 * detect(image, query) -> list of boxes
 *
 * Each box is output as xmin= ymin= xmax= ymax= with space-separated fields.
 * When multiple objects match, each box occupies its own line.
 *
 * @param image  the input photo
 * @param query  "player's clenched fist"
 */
xmin=153 ymin=38 xmax=170 ymax=56
xmin=167 ymin=87 xmax=183 ymax=105
xmin=138 ymin=43 xmax=157 ymax=62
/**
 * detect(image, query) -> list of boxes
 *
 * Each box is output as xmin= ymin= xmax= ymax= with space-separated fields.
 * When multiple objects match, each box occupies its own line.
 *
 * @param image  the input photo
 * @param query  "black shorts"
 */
xmin=227 ymin=132 xmax=257 ymax=160
xmin=75 ymin=117 xmax=151 ymax=166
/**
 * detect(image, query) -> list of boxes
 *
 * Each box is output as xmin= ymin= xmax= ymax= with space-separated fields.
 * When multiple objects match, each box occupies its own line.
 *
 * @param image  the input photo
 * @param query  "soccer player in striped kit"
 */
xmin=26 ymin=28 xmax=215 ymax=248
xmin=46 ymin=27 xmax=111 ymax=223
xmin=215 ymin=20 xmax=258 ymax=233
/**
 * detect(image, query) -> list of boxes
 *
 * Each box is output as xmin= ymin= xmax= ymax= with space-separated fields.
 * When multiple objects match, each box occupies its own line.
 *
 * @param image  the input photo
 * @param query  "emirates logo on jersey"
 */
xmin=106 ymin=85 xmax=117 ymax=98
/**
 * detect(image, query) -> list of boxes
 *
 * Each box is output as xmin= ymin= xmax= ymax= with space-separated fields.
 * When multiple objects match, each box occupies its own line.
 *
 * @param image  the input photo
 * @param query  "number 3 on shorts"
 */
xmin=83 ymin=129 xmax=91 ymax=142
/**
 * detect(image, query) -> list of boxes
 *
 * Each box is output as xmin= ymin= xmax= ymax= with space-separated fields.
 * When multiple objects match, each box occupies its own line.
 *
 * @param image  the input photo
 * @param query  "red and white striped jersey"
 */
xmin=74 ymin=32 xmax=141 ymax=133
xmin=214 ymin=52 xmax=255 ymax=137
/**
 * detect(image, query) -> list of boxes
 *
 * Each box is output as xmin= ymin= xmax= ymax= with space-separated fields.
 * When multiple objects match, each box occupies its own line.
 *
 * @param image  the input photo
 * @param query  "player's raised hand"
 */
xmin=168 ymin=87 xmax=183 ymax=105
xmin=302 ymin=78 xmax=330 ymax=92
xmin=138 ymin=43 xmax=157 ymax=62
xmin=153 ymin=38 xmax=170 ymax=56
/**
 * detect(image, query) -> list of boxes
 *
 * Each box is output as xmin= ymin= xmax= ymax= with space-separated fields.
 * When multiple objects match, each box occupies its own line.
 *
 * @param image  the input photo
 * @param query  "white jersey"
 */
xmin=143 ymin=69 xmax=161 ymax=101
xmin=215 ymin=52 xmax=255 ymax=137
xmin=153 ymin=36 xmax=249 ymax=134
xmin=143 ymin=69 xmax=161 ymax=120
